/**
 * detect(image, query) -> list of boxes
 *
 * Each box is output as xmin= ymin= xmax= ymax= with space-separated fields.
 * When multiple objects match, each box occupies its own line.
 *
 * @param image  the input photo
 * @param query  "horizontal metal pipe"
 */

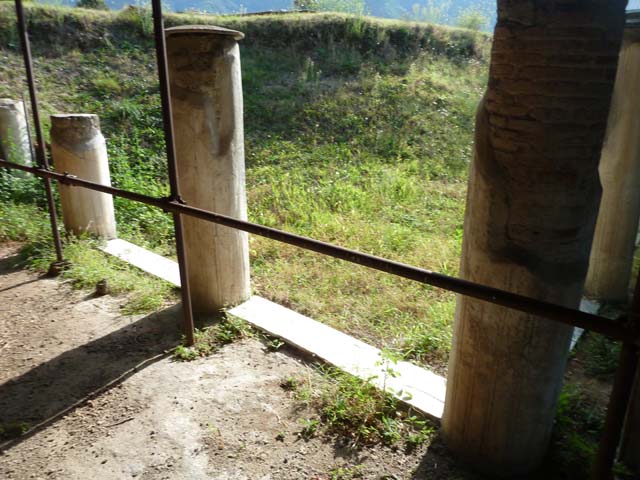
xmin=0 ymin=157 xmax=632 ymax=341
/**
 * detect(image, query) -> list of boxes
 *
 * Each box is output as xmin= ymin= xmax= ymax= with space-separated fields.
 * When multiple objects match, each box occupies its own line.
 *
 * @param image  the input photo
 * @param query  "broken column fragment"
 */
xmin=50 ymin=114 xmax=117 ymax=239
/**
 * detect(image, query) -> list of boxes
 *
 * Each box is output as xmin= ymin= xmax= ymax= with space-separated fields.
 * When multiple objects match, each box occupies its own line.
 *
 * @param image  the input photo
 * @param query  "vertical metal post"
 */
xmin=14 ymin=0 xmax=64 ymax=263
xmin=591 ymin=271 xmax=640 ymax=479
xmin=150 ymin=0 xmax=195 ymax=346
xmin=591 ymin=343 xmax=639 ymax=479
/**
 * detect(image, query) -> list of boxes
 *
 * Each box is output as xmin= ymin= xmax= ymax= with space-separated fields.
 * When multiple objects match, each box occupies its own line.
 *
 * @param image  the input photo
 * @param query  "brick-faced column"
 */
xmin=442 ymin=1 xmax=627 ymax=476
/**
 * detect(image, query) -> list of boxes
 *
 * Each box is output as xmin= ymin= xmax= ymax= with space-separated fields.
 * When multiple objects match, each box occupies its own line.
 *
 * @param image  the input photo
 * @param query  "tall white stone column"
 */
xmin=166 ymin=26 xmax=250 ymax=314
xmin=0 ymin=98 xmax=32 ymax=165
xmin=50 ymin=114 xmax=117 ymax=239
xmin=585 ymin=33 xmax=640 ymax=303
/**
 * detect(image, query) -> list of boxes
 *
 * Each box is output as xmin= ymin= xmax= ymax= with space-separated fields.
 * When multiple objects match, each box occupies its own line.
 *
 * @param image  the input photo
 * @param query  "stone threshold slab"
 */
xmin=100 ymin=239 xmax=181 ymax=286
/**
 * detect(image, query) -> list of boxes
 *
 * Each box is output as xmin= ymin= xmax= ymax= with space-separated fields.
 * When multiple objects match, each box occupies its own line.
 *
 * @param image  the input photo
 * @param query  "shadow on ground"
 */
xmin=0 ymin=252 xmax=24 ymax=277
xmin=0 ymin=252 xmax=183 ymax=450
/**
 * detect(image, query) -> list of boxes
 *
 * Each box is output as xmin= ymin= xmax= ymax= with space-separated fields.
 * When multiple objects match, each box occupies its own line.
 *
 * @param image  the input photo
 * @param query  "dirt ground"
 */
xmin=0 ymin=243 xmax=477 ymax=480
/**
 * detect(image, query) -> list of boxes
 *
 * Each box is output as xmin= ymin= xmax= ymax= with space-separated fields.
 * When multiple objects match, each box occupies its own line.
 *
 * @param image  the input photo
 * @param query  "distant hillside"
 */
xmin=0 ymin=3 xmax=489 ymax=57
xmin=31 ymin=0 xmax=499 ymax=29
xmin=26 ymin=0 xmax=640 ymax=29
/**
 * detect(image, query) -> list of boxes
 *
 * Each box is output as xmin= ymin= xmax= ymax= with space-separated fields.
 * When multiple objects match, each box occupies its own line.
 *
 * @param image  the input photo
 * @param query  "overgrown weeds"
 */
xmin=283 ymin=366 xmax=435 ymax=449
xmin=582 ymin=333 xmax=621 ymax=378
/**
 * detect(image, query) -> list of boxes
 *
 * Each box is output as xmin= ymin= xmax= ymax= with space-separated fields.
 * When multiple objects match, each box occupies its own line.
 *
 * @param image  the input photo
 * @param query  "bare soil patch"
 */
xmin=0 ymin=243 xmax=477 ymax=480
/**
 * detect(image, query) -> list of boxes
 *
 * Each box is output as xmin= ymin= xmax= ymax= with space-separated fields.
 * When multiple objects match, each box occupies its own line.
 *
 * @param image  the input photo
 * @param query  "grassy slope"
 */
xmin=0 ymin=3 xmax=488 ymax=371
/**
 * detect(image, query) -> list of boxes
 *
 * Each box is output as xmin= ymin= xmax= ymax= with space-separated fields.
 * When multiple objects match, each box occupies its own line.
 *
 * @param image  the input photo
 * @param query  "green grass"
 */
xmin=0 ymin=4 xmax=487 ymax=372
xmin=545 ymin=379 xmax=633 ymax=480
xmin=328 ymin=463 xmax=365 ymax=480
xmin=285 ymin=365 xmax=435 ymax=448
xmin=0 ymin=201 xmax=176 ymax=314
xmin=173 ymin=316 xmax=254 ymax=361
xmin=0 ymin=421 xmax=30 ymax=441
xmin=548 ymin=383 xmax=606 ymax=479
xmin=542 ymin=329 xmax=636 ymax=479
xmin=581 ymin=333 xmax=621 ymax=379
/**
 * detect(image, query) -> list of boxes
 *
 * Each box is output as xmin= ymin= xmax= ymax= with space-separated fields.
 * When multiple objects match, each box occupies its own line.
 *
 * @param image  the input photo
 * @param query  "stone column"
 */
xmin=0 ymin=98 xmax=32 ymax=165
xmin=442 ymin=1 xmax=627 ymax=476
xmin=166 ymin=26 xmax=250 ymax=314
xmin=585 ymin=32 xmax=640 ymax=303
xmin=50 ymin=114 xmax=117 ymax=239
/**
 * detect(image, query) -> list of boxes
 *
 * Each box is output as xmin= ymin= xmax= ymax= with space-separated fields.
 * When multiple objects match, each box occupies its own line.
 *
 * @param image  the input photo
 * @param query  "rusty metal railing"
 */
xmin=1 ymin=0 xmax=638 ymax=478
xmin=150 ymin=0 xmax=195 ymax=346
xmin=13 ymin=0 xmax=63 ymax=263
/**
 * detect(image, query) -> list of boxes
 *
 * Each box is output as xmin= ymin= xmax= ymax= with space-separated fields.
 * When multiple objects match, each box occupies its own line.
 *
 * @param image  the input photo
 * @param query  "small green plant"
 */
xmin=303 ymin=366 xmax=434 ymax=446
xmin=405 ymin=415 xmax=434 ymax=449
xmin=215 ymin=317 xmax=253 ymax=344
xmin=380 ymin=415 xmax=402 ymax=444
xmin=0 ymin=422 xmax=30 ymax=440
xmin=108 ymin=98 xmax=143 ymax=123
xmin=280 ymin=376 xmax=299 ymax=391
xmin=266 ymin=337 xmax=285 ymax=351
xmin=174 ymin=328 xmax=217 ymax=360
xmin=299 ymin=418 xmax=320 ymax=440
xmin=173 ymin=344 xmax=199 ymax=361
xmin=556 ymin=384 xmax=604 ymax=432
xmin=172 ymin=318 xmax=252 ymax=361
xmin=405 ymin=429 xmax=430 ymax=449
xmin=376 ymin=347 xmax=402 ymax=394
xmin=299 ymin=57 xmax=322 ymax=94
xmin=329 ymin=464 xmax=365 ymax=480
